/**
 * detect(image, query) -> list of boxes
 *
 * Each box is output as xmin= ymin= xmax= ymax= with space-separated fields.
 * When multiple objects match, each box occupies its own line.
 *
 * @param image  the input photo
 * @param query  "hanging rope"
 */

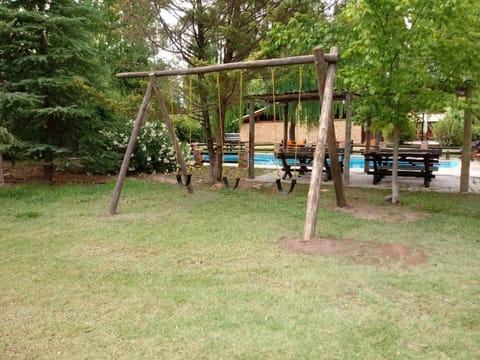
xmin=223 ymin=70 xmax=244 ymax=190
xmin=292 ymin=65 xmax=304 ymax=179
xmin=272 ymin=68 xmax=296 ymax=194
xmin=292 ymin=65 xmax=304 ymax=181
xmin=215 ymin=72 xmax=237 ymax=190
xmin=171 ymin=76 xmax=192 ymax=187
xmin=188 ymin=75 xmax=193 ymax=145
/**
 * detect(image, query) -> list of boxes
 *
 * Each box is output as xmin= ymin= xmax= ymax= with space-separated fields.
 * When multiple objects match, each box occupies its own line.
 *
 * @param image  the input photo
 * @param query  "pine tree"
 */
xmin=0 ymin=126 xmax=19 ymax=185
xmin=0 ymin=0 xmax=107 ymax=182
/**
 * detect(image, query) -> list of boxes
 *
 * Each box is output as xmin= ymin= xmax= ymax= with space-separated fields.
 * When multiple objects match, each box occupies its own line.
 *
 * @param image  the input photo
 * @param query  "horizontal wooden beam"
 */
xmin=247 ymin=90 xmax=352 ymax=103
xmin=117 ymin=51 xmax=339 ymax=79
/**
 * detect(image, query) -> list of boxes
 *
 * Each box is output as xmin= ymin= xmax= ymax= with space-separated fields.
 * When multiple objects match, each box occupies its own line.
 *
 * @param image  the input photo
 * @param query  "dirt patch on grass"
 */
xmin=279 ymin=238 xmax=427 ymax=267
xmin=3 ymin=164 xmax=113 ymax=185
xmin=135 ymin=166 xmax=269 ymax=190
xmin=3 ymin=164 xmax=268 ymax=189
xmin=333 ymin=202 xmax=426 ymax=223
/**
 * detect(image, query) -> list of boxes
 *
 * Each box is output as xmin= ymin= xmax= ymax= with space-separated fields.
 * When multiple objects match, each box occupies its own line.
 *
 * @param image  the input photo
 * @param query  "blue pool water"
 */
xmin=203 ymin=153 xmax=460 ymax=169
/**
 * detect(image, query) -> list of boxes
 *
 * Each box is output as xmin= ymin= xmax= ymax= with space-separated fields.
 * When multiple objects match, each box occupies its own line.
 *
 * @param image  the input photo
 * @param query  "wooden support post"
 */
xmin=391 ymin=125 xmax=400 ymax=204
xmin=327 ymin=116 xmax=346 ymax=207
xmin=460 ymin=87 xmax=473 ymax=193
xmin=283 ymin=105 xmax=289 ymax=143
xmin=248 ymin=100 xmax=255 ymax=179
xmin=364 ymin=118 xmax=372 ymax=173
xmin=303 ymin=47 xmax=338 ymax=242
xmin=109 ymin=83 xmax=153 ymax=215
xmin=343 ymin=92 xmax=352 ymax=184
xmin=149 ymin=74 xmax=193 ymax=194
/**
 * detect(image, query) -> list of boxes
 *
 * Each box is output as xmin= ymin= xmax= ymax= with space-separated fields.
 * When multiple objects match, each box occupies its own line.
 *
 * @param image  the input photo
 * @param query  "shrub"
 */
xmin=129 ymin=120 xmax=178 ymax=174
xmin=172 ymin=114 xmax=204 ymax=143
xmin=433 ymin=108 xmax=464 ymax=147
xmin=472 ymin=118 xmax=480 ymax=141
xmin=79 ymin=119 xmax=180 ymax=175
xmin=382 ymin=119 xmax=417 ymax=143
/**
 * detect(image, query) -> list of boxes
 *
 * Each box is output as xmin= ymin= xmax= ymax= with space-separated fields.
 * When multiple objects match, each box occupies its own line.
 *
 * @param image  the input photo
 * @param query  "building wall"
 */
xmin=240 ymin=119 xmax=363 ymax=145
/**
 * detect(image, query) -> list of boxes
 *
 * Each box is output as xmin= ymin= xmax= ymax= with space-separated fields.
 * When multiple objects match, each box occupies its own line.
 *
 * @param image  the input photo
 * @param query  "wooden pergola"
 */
xmin=244 ymin=90 xmax=355 ymax=184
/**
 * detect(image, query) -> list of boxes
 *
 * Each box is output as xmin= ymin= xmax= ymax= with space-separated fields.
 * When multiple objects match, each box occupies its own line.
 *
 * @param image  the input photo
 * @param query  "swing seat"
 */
xmin=276 ymin=178 xmax=297 ymax=194
xmin=176 ymin=173 xmax=192 ymax=187
xmin=223 ymin=176 xmax=240 ymax=190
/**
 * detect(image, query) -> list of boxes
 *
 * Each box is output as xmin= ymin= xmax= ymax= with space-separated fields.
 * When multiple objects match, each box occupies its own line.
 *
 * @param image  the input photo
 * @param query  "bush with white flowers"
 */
xmin=90 ymin=119 xmax=184 ymax=174
xmin=80 ymin=119 xmax=188 ymax=175
xmin=126 ymin=120 xmax=179 ymax=173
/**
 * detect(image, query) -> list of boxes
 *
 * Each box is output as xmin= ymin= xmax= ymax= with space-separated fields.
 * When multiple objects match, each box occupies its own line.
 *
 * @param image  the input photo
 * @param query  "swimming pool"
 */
xmin=203 ymin=153 xmax=460 ymax=169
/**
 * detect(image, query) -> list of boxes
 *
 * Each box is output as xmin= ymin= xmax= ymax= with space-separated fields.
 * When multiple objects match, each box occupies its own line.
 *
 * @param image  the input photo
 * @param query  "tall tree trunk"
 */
xmin=283 ymin=106 xmax=289 ymax=145
xmin=289 ymin=106 xmax=296 ymax=141
xmin=43 ymin=160 xmax=54 ymax=184
xmin=43 ymin=119 xmax=55 ymax=184
xmin=343 ymin=92 xmax=352 ymax=184
xmin=460 ymin=87 xmax=473 ymax=193
xmin=202 ymin=102 xmax=216 ymax=185
xmin=197 ymin=73 xmax=216 ymax=185
xmin=193 ymin=3 xmax=218 ymax=185
xmin=0 ymin=152 xmax=4 ymax=186
xmin=222 ymin=1 xmax=240 ymax=64
xmin=375 ymin=131 xmax=382 ymax=149
xmin=391 ymin=124 xmax=400 ymax=204
xmin=213 ymin=73 xmax=233 ymax=183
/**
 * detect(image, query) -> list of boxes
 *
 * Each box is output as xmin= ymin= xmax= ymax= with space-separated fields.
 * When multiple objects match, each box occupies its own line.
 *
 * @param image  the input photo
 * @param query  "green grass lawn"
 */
xmin=1 ymin=179 xmax=479 ymax=359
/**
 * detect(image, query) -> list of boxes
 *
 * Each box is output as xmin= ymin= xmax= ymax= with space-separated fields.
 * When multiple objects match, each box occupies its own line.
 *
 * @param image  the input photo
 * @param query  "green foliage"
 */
xmin=260 ymin=8 xmax=332 ymax=126
xmin=129 ymin=120 xmax=177 ymax=174
xmin=27 ymin=143 xmax=70 ymax=163
xmin=261 ymin=0 xmax=480 ymax=140
xmin=0 ymin=126 xmax=18 ymax=153
xmin=95 ymin=0 xmax=152 ymax=95
xmin=79 ymin=118 xmax=177 ymax=174
xmin=0 ymin=126 xmax=26 ymax=165
xmin=0 ymin=1 xmax=109 ymax=173
xmin=473 ymin=119 xmax=480 ymax=141
xmin=341 ymin=1 xmax=430 ymax=130
xmin=382 ymin=118 xmax=417 ymax=143
xmin=264 ymin=10 xmax=331 ymax=58
xmin=117 ymin=1 xmax=318 ymax=183
xmin=0 ymin=0 xmax=160 ymax=178
xmin=419 ymin=0 xmax=480 ymax=94
xmin=433 ymin=108 xmax=464 ymax=147
xmin=172 ymin=114 xmax=204 ymax=143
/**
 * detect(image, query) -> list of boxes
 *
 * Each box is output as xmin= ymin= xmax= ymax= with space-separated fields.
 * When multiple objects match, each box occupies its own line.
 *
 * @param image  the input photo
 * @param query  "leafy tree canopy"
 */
xmin=0 ymin=0 xmax=117 ymax=179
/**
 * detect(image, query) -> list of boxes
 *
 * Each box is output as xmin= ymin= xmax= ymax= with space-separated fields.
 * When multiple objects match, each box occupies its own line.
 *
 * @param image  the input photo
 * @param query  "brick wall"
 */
xmin=240 ymin=119 xmax=363 ymax=144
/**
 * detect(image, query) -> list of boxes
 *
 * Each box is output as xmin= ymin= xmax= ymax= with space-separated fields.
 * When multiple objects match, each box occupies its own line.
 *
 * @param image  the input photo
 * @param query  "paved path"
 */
xmin=253 ymin=161 xmax=480 ymax=193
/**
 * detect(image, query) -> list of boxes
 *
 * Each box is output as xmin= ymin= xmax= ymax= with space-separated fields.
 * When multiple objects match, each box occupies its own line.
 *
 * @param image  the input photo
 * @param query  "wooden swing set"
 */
xmin=109 ymin=46 xmax=345 ymax=242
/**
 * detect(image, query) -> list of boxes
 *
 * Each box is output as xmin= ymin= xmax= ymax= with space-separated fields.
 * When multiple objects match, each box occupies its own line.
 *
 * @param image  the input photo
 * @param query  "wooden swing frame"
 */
xmin=109 ymin=46 xmax=345 ymax=242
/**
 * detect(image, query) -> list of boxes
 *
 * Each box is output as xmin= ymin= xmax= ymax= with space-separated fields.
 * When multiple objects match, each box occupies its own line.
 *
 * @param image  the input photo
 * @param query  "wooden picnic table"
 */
xmin=274 ymin=145 xmax=344 ymax=180
xmin=364 ymin=149 xmax=441 ymax=187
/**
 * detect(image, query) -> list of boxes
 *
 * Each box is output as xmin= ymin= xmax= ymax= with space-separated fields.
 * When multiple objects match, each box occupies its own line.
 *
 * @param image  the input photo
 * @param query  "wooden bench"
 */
xmin=224 ymin=133 xmax=244 ymax=152
xmin=364 ymin=150 xmax=440 ymax=187
xmin=275 ymin=145 xmax=344 ymax=180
